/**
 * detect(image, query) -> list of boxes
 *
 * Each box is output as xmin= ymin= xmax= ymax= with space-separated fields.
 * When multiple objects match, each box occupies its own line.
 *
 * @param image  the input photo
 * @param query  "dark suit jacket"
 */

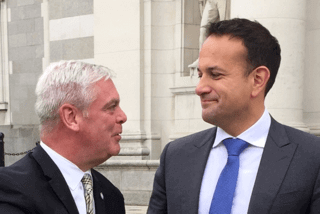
xmin=0 ymin=145 xmax=125 ymax=214
xmin=148 ymin=118 xmax=320 ymax=213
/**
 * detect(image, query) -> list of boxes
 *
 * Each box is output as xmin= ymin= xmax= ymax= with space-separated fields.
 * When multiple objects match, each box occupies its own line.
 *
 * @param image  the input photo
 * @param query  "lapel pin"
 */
xmin=100 ymin=192 xmax=104 ymax=200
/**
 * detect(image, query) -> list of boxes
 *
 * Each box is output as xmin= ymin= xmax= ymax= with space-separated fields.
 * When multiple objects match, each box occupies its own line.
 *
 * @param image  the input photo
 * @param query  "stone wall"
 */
xmin=8 ymin=0 xmax=43 ymax=125
xmin=1 ymin=125 xmax=39 ymax=166
xmin=48 ymin=0 xmax=94 ymax=63
xmin=304 ymin=0 xmax=320 ymax=135
xmin=0 ymin=0 xmax=44 ymax=165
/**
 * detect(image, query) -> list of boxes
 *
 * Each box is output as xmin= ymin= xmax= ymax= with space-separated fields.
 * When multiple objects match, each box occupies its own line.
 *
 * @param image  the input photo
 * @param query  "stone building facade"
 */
xmin=0 ymin=0 xmax=320 ymax=212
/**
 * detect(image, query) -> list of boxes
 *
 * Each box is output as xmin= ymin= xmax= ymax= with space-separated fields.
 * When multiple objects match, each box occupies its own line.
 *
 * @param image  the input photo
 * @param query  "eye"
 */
xmin=197 ymin=72 xmax=203 ymax=78
xmin=210 ymin=72 xmax=222 ymax=79
xmin=103 ymin=104 xmax=116 ymax=112
xmin=103 ymin=99 xmax=120 ymax=113
xmin=108 ymin=104 xmax=117 ymax=111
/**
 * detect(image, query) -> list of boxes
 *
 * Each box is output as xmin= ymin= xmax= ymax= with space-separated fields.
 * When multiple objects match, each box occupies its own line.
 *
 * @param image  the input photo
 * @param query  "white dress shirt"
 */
xmin=199 ymin=109 xmax=271 ymax=214
xmin=40 ymin=142 xmax=95 ymax=214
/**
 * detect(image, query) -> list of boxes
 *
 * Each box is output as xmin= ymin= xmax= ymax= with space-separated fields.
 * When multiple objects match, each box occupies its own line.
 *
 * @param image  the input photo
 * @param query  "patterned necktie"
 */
xmin=209 ymin=138 xmax=249 ymax=214
xmin=81 ymin=174 xmax=94 ymax=214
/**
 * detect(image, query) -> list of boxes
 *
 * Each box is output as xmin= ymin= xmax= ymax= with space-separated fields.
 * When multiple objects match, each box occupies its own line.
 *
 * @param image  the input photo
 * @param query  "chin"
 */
xmin=202 ymin=113 xmax=216 ymax=125
xmin=110 ymin=146 xmax=121 ymax=156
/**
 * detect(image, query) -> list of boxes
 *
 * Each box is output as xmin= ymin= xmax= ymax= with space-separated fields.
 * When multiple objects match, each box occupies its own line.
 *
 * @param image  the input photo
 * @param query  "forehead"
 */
xmin=199 ymin=35 xmax=247 ymax=67
xmin=94 ymin=78 xmax=115 ymax=90
xmin=93 ymin=79 xmax=119 ymax=100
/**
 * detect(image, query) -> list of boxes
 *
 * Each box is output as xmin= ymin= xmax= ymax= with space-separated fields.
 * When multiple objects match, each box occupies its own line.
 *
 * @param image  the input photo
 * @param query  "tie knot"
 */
xmin=81 ymin=174 xmax=93 ymax=187
xmin=223 ymin=138 xmax=248 ymax=156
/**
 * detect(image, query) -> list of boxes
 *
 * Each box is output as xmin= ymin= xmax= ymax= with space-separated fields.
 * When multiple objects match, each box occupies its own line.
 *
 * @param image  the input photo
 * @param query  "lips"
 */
xmin=112 ymin=132 xmax=122 ymax=137
xmin=201 ymin=98 xmax=218 ymax=103
xmin=113 ymin=133 xmax=122 ymax=141
xmin=200 ymin=95 xmax=218 ymax=102
xmin=200 ymin=98 xmax=218 ymax=108
xmin=112 ymin=131 xmax=122 ymax=141
xmin=201 ymin=99 xmax=214 ymax=102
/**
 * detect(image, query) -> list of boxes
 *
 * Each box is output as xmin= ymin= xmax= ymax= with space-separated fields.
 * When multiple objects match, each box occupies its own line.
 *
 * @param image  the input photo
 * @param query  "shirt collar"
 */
xmin=213 ymin=108 xmax=271 ymax=148
xmin=40 ymin=142 xmax=92 ymax=190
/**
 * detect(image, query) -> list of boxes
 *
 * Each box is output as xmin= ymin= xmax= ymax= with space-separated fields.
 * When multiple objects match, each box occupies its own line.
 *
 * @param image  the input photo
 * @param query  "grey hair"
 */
xmin=35 ymin=60 xmax=115 ymax=132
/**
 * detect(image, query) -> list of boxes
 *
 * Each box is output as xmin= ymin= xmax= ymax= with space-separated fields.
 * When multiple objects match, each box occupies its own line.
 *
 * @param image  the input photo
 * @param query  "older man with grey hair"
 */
xmin=0 ymin=61 xmax=127 ymax=214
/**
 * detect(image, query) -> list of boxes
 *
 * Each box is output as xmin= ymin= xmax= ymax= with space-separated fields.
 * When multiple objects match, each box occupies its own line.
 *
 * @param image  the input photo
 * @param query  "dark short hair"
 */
xmin=207 ymin=18 xmax=281 ymax=95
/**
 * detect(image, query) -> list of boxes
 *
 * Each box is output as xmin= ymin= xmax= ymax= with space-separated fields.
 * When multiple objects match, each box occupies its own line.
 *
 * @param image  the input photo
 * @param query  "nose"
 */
xmin=195 ymin=75 xmax=211 ymax=96
xmin=117 ymin=107 xmax=127 ymax=124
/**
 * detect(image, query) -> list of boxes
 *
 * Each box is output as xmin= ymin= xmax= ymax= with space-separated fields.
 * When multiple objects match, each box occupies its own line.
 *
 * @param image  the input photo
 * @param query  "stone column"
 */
xmin=94 ymin=0 xmax=151 ymax=160
xmin=169 ymin=0 xmax=212 ymax=142
xmin=93 ymin=1 xmax=169 ymax=207
xmin=232 ymin=0 xmax=309 ymax=132
xmin=0 ymin=0 xmax=9 ymax=122
xmin=304 ymin=0 xmax=320 ymax=136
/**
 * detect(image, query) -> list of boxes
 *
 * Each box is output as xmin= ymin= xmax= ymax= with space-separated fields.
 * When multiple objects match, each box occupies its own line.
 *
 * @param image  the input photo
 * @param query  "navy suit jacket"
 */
xmin=148 ymin=118 xmax=320 ymax=213
xmin=0 ymin=145 xmax=125 ymax=214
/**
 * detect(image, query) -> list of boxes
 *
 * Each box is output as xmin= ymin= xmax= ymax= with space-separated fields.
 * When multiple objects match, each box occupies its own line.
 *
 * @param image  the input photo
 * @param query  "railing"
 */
xmin=0 ymin=132 xmax=39 ymax=167
xmin=0 ymin=132 xmax=4 ymax=166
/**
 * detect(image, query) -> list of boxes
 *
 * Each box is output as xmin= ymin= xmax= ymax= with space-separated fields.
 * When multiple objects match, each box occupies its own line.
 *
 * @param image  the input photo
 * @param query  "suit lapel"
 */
xmin=92 ymin=171 xmax=106 ymax=214
xmin=31 ymin=146 xmax=79 ymax=214
xmin=180 ymin=128 xmax=217 ymax=213
xmin=248 ymin=118 xmax=298 ymax=213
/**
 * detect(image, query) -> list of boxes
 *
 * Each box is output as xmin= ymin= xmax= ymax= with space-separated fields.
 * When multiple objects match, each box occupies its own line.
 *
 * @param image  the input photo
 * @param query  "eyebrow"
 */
xmin=198 ymin=66 xmax=226 ymax=73
xmin=102 ymin=98 xmax=120 ymax=110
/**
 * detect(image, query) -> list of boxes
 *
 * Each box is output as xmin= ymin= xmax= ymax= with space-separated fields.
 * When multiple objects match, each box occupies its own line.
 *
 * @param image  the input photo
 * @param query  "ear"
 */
xmin=251 ymin=66 xmax=270 ymax=98
xmin=59 ymin=104 xmax=81 ymax=132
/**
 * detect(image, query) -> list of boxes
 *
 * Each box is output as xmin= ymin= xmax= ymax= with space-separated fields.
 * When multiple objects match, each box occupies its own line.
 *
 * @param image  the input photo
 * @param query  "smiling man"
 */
xmin=148 ymin=18 xmax=320 ymax=214
xmin=0 ymin=61 xmax=127 ymax=214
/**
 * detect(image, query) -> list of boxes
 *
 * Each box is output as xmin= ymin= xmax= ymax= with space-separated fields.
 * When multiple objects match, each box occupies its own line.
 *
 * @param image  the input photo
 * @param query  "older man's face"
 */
xmin=80 ymin=79 xmax=127 ymax=163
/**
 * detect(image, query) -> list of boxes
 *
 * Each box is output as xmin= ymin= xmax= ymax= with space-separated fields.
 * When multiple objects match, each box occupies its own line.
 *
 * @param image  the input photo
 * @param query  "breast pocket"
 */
xmin=270 ymin=191 xmax=310 ymax=214
xmin=276 ymin=191 xmax=305 ymax=204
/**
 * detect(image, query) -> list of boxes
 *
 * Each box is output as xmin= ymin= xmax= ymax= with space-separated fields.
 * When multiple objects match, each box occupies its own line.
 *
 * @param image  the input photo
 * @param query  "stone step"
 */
xmin=125 ymin=206 xmax=148 ymax=214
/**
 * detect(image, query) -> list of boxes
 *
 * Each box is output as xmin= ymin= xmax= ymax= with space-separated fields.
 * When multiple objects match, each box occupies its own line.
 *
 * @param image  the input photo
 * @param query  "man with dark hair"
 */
xmin=206 ymin=18 xmax=281 ymax=95
xmin=148 ymin=18 xmax=320 ymax=214
xmin=0 ymin=61 xmax=127 ymax=214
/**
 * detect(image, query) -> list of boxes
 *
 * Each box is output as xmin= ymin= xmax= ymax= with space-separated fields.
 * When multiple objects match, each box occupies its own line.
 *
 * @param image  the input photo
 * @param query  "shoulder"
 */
xmin=283 ymin=123 xmax=320 ymax=150
xmin=0 ymin=152 xmax=40 ymax=183
xmin=165 ymin=127 xmax=216 ymax=151
xmin=284 ymin=124 xmax=319 ymax=141
xmin=274 ymin=119 xmax=320 ymax=146
xmin=272 ymin=119 xmax=320 ymax=157
xmin=0 ymin=153 xmax=43 ymax=210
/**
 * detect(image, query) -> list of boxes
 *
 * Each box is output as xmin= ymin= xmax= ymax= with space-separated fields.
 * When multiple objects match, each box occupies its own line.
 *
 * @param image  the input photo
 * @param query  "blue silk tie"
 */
xmin=209 ymin=138 xmax=249 ymax=214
